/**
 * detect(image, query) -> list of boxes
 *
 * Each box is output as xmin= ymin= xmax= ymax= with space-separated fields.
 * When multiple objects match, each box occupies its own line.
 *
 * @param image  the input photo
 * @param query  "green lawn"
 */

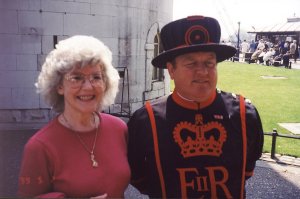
xmin=170 ymin=61 xmax=300 ymax=157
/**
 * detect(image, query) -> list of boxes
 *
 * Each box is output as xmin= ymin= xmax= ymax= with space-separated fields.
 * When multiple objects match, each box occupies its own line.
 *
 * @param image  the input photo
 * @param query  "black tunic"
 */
xmin=128 ymin=89 xmax=264 ymax=198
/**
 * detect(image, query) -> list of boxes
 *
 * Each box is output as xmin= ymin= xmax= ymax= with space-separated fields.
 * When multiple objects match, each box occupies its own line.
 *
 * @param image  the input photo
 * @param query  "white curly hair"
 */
xmin=36 ymin=35 xmax=120 ymax=113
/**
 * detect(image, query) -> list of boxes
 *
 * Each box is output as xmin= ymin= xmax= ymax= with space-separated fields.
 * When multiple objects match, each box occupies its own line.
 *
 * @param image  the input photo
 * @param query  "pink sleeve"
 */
xmin=35 ymin=192 xmax=66 ymax=198
xmin=18 ymin=138 xmax=57 ymax=197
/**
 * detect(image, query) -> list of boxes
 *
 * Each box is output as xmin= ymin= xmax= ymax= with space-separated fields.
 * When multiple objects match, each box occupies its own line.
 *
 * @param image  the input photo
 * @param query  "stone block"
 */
xmin=18 ymin=11 xmax=42 ymax=33
xmin=0 ymin=110 xmax=15 ymax=123
xmin=0 ymin=35 xmax=19 ymax=54
xmin=0 ymin=0 xmax=19 ymax=9
xmin=0 ymin=35 xmax=41 ymax=54
xmin=91 ymin=3 xmax=118 ymax=16
xmin=41 ymin=35 xmax=54 ymax=55
xmin=0 ymin=54 xmax=17 ymax=70
xmin=41 ymin=0 xmax=90 ymax=14
xmin=90 ymin=0 xmax=127 ymax=7
xmin=12 ymin=110 xmax=22 ymax=122
xmin=0 ymin=88 xmax=12 ymax=109
xmin=41 ymin=12 xmax=64 ymax=35
xmin=74 ymin=0 xmax=91 ymax=3
xmin=12 ymin=88 xmax=39 ymax=109
xmin=158 ymin=88 xmax=166 ymax=97
xmin=144 ymin=90 xmax=159 ymax=101
xmin=152 ymin=81 xmax=164 ymax=90
xmin=101 ymin=38 xmax=118 ymax=57
xmin=37 ymin=54 xmax=47 ymax=71
xmin=64 ymin=14 xmax=113 ymax=37
xmin=145 ymin=43 xmax=155 ymax=51
xmin=19 ymin=35 xmax=42 ymax=54
xmin=17 ymin=54 xmax=37 ymax=70
xmin=23 ymin=109 xmax=50 ymax=123
xmin=0 ymin=71 xmax=38 ymax=88
xmin=18 ymin=10 xmax=64 ymax=36
xmin=0 ymin=10 xmax=18 ymax=34
xmin=117 ymin=7 xmax=149 ymax=39
xmin=118 ymin=38 xmax=132 ymax=57
xmin=39 ymin=95 xmax=50 ymax=109
xmin=19 ymin=0 xmax=41 ymax=11
xmin=130 ymin=101 xmax=143 ymax=113
xmin=0 ymin=34 xmax=41 ymax=54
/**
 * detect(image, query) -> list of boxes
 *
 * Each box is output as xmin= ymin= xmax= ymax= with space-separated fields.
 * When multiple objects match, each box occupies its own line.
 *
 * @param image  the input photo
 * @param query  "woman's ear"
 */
xmin=57 ymin=84 xmax=64 ymax=95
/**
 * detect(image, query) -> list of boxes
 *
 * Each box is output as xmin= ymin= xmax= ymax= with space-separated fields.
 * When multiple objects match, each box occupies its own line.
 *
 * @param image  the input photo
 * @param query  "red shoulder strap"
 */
xmin=145 ymin=101 xmax=167 ymax=199
xmin=239 ymin=95 xmax=247 ymax=199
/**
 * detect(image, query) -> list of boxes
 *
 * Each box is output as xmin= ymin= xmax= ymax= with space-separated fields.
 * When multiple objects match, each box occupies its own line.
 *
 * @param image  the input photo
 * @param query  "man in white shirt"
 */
xmin=240 ymin=40 xmax=250 ymax=62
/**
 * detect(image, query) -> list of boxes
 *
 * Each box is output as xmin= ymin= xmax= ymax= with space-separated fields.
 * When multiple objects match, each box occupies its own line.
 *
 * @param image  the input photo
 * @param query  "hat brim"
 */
xmin=151 ymin=44 xmax=237 ymax=68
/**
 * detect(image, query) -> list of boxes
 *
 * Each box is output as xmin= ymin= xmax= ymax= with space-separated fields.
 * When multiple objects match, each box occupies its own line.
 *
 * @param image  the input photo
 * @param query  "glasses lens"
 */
xmin=65 ymin=74 xmax=103 ymax=88
xmin=65 ymin=75 xmax=83 ymax=88
xmin=89 ymin=74 xmax=103 ymax=86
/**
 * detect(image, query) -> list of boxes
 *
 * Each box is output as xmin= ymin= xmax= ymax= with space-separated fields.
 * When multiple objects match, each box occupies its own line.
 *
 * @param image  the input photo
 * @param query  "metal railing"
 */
xmin=264 ymin=129 xmax=300 ymax=159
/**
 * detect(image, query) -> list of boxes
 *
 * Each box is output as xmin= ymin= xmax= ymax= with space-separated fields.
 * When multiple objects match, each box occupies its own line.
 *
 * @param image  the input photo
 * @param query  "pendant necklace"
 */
xmin=61 ymin=112 xmax=99 ymax=168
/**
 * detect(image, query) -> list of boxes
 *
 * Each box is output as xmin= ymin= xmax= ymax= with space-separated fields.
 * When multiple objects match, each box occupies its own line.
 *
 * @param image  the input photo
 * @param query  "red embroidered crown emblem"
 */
xmin=173 ymin=114 xmax=227 ymax=158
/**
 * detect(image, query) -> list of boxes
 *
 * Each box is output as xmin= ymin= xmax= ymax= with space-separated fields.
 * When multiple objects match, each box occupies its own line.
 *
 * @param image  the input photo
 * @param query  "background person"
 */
xmin=127 ymin=16 xmax=264 ymax=199
xmin=263 ymin=48 xmax=276 ymax=66
xmin=289 ymin=40 xmax=298 ymax=63
xmin=249 ymin=40 xmax=256 ymax=53
xmin=256 ymin=39 xmax=265 ymax=51
xmin=18 ymin=35 xmax=130 ymax=198
xmin=240 ymin=39 xmax=250 ymax=62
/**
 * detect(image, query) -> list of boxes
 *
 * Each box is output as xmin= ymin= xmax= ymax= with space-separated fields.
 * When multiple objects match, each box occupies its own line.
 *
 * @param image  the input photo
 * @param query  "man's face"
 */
xmin=167 ymin=51 xmax=217 ymax=103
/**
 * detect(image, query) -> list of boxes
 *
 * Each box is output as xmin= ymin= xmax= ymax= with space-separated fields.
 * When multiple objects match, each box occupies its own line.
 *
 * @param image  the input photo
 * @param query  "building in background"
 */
xmin=247 ymin=17 xmax=300 ymax=44
xmin=0 ymin=0 xmax=173 ymax=130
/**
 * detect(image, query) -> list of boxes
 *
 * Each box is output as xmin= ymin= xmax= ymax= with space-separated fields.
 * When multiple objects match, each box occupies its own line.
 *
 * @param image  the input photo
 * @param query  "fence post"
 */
xmin=271 ymin=128 xmax=278 ymax=159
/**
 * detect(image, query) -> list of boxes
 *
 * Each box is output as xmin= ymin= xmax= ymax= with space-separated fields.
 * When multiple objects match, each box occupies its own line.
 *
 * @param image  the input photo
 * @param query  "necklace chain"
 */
xmin=61 ymin=112 xmax=99 ymax=168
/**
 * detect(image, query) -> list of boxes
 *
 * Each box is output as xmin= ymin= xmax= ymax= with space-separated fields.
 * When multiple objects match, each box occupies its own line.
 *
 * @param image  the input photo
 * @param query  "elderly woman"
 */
xmin=18 ymin=36 xmax=130 ymax=198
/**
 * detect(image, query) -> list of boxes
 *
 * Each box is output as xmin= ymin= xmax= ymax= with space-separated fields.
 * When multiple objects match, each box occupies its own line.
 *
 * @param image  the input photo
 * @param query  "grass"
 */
xmin=170 ymin=61 xmax=300 ymax=157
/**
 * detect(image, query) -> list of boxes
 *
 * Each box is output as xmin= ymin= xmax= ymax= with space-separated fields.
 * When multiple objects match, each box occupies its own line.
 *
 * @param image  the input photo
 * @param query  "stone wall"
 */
xmin=0 ymin=0 xmax=173 ymax=130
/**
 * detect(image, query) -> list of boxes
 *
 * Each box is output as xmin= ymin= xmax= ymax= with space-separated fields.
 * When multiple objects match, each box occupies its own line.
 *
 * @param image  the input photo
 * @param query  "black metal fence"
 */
xmin=264 ymin=129 xmax=300 ymax=159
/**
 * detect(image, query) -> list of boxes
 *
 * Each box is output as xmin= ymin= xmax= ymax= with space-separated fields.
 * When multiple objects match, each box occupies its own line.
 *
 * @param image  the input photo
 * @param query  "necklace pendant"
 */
xmin=91 ymin=154 xmax=98 ymax=168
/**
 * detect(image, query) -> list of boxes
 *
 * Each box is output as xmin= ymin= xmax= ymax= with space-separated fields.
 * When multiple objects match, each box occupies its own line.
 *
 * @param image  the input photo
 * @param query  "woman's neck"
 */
xmin=60 ymin=111 xmax=98 ymax=132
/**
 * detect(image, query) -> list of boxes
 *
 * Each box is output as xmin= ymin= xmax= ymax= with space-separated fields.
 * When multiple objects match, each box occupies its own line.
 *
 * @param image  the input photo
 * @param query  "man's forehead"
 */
xmin=176 ymin=51 xmax=217 ymax=60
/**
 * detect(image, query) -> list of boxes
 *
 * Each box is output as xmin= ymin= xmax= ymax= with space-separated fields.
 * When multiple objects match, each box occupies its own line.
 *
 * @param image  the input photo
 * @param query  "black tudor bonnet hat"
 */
xmin=151 ymin=15 xmax=237 ymax=68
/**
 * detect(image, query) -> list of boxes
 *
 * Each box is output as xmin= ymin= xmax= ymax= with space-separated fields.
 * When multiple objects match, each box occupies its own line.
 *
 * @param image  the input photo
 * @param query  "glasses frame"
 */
xmin=64 ymin=73 xmax=105 ymax=89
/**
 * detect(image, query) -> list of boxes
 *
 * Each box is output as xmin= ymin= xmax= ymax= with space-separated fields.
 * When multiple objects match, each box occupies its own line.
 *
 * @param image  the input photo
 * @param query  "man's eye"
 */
xmin=184 ymin=62 xmax=196 ymax=67
xmin=205 ymin=62 xmax=215 ymax=68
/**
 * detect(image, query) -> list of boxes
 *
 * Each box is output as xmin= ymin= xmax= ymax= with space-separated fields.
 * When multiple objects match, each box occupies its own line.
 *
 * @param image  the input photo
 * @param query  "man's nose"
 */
xmin=194 ymin=64 xmax=209 ymax=74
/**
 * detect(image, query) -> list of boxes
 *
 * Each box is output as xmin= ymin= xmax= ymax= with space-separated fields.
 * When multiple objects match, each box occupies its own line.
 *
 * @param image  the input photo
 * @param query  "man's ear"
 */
xmin=166 ymin=62 xmax=175 ymax=80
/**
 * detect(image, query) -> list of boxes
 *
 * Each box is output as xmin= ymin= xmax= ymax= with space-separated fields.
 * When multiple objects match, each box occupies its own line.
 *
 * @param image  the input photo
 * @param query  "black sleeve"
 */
xmin=127 ymin=107 xmax=149 ymax=193
xmin=245 ymin=103 xmax=264 ymax=179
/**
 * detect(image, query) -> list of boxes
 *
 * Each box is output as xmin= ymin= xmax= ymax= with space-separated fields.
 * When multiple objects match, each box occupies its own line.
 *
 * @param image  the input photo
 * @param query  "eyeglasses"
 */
xmin=64 ymin=73 xmax=104 ymax=88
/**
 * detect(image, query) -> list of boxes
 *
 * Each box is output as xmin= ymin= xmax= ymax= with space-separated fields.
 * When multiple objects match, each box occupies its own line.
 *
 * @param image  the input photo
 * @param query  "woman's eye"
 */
xmin=93 ymin=75 xmax=102 ymax=80
xmin=70 ymin=75 xmax=83 ymax=81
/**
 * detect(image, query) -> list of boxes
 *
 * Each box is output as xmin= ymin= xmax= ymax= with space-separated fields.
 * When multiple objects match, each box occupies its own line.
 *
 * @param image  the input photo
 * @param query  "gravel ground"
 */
xmin=124 ymin=160 xmax=300 ymax=199
xmin=1 ymin=130 xmax=299 ymax=198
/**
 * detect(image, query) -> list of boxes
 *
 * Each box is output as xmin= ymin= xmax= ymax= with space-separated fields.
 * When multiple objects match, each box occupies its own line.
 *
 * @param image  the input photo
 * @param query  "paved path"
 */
xmin=246 ymin=160 xmax=300 ymax=198
xmin=279 ymin=123 xmax=300 ymax=135
xmin=1 ymin=131 xmax=300 ymax=198
xmin=291 ymin=61 xmax=300 ymax=69
xmin=124 ymin=155 xmax=300 ymax=199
